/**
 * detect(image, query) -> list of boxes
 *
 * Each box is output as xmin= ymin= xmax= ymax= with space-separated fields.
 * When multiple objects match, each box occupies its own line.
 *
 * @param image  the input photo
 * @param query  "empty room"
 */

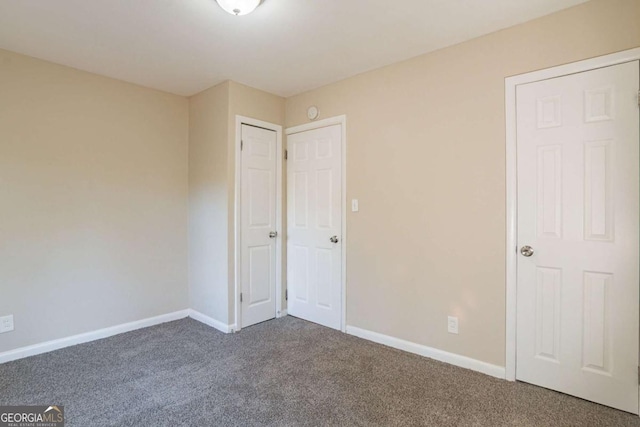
xmin=1 ymin=0 xmax=639 ymax=425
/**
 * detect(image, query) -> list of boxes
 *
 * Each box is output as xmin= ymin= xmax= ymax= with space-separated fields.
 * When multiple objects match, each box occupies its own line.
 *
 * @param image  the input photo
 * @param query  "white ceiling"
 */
xmin=0 ymin=0 xmax=588 ymax=97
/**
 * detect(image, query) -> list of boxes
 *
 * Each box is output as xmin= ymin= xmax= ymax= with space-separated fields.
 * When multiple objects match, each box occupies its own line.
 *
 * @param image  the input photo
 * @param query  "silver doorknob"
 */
xmin=269 ymin=231 xmax=278 ymax=239
xmin=330 ymin=235 xmax=339 ymax=243
xmin=520 ymin=246 xmax=534 ymax=257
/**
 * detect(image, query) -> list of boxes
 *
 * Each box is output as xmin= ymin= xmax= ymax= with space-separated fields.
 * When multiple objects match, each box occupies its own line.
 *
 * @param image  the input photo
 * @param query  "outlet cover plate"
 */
xmin=447 ymin=316 xmax=459 ymax=334
xmin=0 ymin=315 xmax=14 ymax=333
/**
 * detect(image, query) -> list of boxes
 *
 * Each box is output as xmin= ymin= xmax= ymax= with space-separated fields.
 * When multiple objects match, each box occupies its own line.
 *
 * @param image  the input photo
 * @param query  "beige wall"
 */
xmin=0 ymin=49 xmax=189 ymax=353
xmin=188 ymin=81 xmax=231 ymax=322
xmin=285 ymin=0 xmax=640 ymax=366
xmin=188 ymin=81 xmax=285 ymax=325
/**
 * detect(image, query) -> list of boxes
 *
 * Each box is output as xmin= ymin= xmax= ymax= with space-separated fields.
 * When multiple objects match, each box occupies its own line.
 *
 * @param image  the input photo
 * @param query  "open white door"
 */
xmin=240 ymin=124 xmax=278 ymax=328
xmin=516 ymin=61 xmax=639 ymax=413
xmin=287 ymin=124 xmax=343 ymax=330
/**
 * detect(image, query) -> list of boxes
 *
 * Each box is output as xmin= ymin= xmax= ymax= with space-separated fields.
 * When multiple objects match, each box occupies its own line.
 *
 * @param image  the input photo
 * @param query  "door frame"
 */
xmin=234 ymin=116 xmax=284 ymax=332
xmin=505 ymin=47 xmax=640 ymax=382
xmin=285 ymin=115 xmax=348 ymax=332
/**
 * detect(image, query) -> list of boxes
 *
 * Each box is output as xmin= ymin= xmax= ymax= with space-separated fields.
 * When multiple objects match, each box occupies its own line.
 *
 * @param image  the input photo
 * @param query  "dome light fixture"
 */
xmin=216 ymin=0 xmax=261 ymax=16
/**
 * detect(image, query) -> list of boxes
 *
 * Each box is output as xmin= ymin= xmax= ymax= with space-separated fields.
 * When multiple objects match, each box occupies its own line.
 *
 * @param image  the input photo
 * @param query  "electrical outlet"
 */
xmin=0 ymin=315 xmax=14 ymax=333
xmin=447 ymin=316 xmax=459 ymax=334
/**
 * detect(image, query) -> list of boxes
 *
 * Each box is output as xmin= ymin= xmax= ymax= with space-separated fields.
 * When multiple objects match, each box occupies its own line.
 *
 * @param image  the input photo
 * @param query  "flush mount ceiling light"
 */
xmin=216 ymin=0 xmax=261 ymax=16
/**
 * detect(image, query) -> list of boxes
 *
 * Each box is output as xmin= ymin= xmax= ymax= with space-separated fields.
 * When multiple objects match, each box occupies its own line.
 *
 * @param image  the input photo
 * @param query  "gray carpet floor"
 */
xmin=1 ymin=316 xmax=639 ymax=426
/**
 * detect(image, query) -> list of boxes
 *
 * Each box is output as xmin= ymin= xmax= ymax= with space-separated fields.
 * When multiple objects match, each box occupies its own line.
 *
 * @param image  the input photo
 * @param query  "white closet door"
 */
xmin=241 ymin=124 xmax=277 ymax=328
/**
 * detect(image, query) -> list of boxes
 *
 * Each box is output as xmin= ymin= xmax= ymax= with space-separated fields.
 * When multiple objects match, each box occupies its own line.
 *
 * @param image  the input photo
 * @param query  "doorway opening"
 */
xmin=505 ymin=48 xmax=640 ymax=414
xmin=285 ymin=116 xmax=347 ymax=331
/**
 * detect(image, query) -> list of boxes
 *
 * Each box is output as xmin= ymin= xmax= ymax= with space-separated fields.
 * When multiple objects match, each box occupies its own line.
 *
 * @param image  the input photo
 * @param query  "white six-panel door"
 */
xmin=516 ymin=61 xmax=639 ymax=413
xmin=241 ymin=124 xmax=277 ymax=328
xmin=287 ymin=124 xmax=342 ymax=330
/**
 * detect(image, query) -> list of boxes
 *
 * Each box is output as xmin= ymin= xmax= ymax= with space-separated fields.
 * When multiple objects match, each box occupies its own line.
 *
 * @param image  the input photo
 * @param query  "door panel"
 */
xmin=287 ymin=124 xmax=342 ymax=330
xmin=241 ymin=124 xmax=277 ymax=328
xmin=516 ymin=61 xmax=639 ymax=413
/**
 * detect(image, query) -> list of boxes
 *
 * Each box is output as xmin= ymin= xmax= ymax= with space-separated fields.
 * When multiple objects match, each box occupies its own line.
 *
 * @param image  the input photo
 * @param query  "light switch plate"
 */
xmin=351 ymin=199 xmax=359 ymax=212
xmin=447 ymin=316 xmax=459 ymax=334
xmin=0 ymin=315 xmax=14 ymax=333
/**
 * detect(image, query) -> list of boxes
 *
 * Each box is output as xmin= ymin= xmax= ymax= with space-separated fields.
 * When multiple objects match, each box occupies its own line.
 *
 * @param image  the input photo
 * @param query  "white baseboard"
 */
xmin=277 ymin=309 xmax=288 ymax=318
xmin=188 ymin=309 xmax=234 ymax=333
xmin=345 ymin=325 xmax=506 ymax=379
xmin=0 ymin=310 xmax=190 ymax=364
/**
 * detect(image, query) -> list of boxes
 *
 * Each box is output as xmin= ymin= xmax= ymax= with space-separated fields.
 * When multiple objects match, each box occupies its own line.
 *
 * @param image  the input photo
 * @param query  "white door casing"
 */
xmin=287 ymin=123 xmax=343 ymax=330
xmin=515 ymin=61 xmax=639 ymax=413
xmin=240 ymin=123 xmax=278 ymax=328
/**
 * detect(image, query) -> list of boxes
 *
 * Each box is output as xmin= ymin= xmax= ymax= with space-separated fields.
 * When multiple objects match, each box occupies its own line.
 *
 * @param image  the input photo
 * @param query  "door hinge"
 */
xmin=240 ymin=292 xmax=243 ymax=303
xmin=637 ymin=90 xmax=640 ymax=107
xmin=285 ymin=289 xmax=288 ymax=301
xmin=284 ymin=149 xmax=288 ymax=160
xmin=241 ymin=140 xmax=244 ymax=151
